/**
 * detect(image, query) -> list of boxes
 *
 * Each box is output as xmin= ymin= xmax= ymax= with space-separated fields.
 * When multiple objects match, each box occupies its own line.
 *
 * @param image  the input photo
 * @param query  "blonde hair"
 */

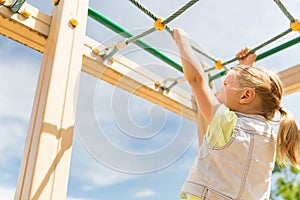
xmin=233 ymin=65 xmax=300 ymax=167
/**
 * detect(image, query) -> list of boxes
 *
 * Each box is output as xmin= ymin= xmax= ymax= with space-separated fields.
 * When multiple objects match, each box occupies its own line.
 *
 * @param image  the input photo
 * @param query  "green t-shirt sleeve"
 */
xmin=206 ymin=104 xmax=237 ymax=147
xmin=180 ymin=192 xmax=202 ymax=200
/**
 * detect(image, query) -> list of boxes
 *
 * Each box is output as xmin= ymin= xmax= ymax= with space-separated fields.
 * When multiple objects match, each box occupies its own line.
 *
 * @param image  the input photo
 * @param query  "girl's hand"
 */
xmin=236 ymin=47 xmax=257 ymax=66
xmin=172 ymin=28 xmax=190 ymax=48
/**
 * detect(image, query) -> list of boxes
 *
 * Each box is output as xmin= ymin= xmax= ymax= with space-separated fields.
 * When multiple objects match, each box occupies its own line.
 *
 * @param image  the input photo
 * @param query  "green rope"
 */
xmin=89 ymin=2 xmax=298 ymax=85
xmin=255 ymin=35 xmax=300 ymax=61
xmin=222 ymin=28 xmax=292 ymax=66
xmin=205 ymin=28 xmax=292 ymax=72
xmin=209 ymin=35 xmax=300 ymax=82
xmin=273 ymin=0 xmax=295 ymax=22
xmin=128 ymin=0 xmax=172 ymax=35
xmin=94 ymin=0 xmax=200 ymax=59
xmin=128 ymin=0 xmax=218 ymax=63
xmin=126 ymin=0 xmax=199 ymax=47
xmin=88 ymin=8 xmax=183 ymax=72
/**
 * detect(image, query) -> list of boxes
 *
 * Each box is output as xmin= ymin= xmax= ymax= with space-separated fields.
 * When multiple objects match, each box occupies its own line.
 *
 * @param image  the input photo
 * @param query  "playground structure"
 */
xmin=0 ymin=0 xmax=300 ymax=199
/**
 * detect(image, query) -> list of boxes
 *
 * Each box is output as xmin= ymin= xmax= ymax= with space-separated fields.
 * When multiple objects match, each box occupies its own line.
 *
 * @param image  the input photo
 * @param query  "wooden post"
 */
xmin=14 ymin=0 xmax=88 ymax=199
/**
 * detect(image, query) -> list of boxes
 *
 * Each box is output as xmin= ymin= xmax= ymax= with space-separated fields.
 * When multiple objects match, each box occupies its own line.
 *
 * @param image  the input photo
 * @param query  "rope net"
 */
xmin=89 ymin=0 xmax=300 ymax=89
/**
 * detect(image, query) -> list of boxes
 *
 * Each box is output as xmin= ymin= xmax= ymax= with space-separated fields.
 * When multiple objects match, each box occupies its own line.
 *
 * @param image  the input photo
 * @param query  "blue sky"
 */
xmin=1 ymin=0 xmax=300 ymax=199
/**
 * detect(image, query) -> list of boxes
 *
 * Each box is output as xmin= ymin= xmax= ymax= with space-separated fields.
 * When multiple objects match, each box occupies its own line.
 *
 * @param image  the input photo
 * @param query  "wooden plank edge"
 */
xmin=278 ymin=64 xmax=300 ymax=96
xmin=0 ymin=3 xmax=50 ymax=52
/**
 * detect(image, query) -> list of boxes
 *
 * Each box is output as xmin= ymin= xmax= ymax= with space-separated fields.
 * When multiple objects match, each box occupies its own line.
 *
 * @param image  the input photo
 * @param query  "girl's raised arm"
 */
xmin=173 ymin=28 xmax=219 ymax=123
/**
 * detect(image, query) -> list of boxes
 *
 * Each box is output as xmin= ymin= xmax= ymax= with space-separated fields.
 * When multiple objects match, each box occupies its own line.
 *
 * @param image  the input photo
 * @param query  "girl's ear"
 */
xmin=240 ymin=88 xmax=256 ymax=104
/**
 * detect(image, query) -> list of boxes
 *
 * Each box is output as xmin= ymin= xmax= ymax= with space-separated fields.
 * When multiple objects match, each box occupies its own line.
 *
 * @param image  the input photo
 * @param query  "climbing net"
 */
xmin=2 ymin=0 xmax=299 ymax=91
xmin=90 ymin=0 xmax=300 ymax=91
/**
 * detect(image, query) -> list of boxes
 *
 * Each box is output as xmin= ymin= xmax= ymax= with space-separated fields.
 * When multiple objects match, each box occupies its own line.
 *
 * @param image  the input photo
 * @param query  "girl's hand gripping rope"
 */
xmin=235 ymin=47 xmax=257 ymax=67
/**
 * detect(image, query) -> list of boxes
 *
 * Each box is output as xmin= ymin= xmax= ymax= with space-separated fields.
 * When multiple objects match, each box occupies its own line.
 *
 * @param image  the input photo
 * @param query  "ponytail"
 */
xmin=233 ymin=66 xmax=299 ymax=167
xmin=276 ymin=107 xmax=300 ymax=167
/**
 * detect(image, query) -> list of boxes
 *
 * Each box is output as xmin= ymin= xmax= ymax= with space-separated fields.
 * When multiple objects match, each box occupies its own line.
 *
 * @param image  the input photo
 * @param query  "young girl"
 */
xmin=173 ymin=28 xmax=300 ymax=200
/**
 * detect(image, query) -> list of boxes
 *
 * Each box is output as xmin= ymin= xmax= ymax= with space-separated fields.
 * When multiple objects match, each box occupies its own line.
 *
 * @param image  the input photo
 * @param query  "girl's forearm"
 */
xmin=173 ymin=28 xmax=220 ymax=123
xmin=177 ymin=37 xmax=207 ymax=84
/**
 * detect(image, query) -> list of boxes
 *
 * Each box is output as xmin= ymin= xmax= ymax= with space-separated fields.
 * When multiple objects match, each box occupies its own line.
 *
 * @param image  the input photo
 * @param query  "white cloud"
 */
xmin=0 ymin=41 xmax=40 ymax=121
xmin=132 ymin=189 xmax=157 ymax=198
xmin=82 ymin=164 xmax=135 ymax=188
xmin=0 ymin=187 xmax=15 ymax=200
xmin=0 ymin=37 xmax=41 ymax=190
xmin=0 ymin=118 xmax=26 ymax=164
xmin=70 ymin=133 xmax=137 ymax=190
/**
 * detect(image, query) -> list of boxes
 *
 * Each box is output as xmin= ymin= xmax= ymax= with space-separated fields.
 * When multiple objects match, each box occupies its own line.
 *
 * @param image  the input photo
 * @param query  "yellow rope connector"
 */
xmin=291 ymin=19 xmax=300 ymax=31
xmin=108 ymin=57 xmax=115 ymax=63
xmin=20 ymin=9 xmax=31 ymax=18
xmin=215 ymin=59 xmax=223 ymax=70
xmin=154 ymin=17 xmax=166 ymax=30
xmin=92 ymin=48 xmax=100 ymax=55
xmin=69 ymin=17 xmax=79 ymax=27
xmin=154 ymin=81 xmax=161 ymax=88
xmin=53 ymin=0 xmax=60 ymax=5
xmin=0 ymin=0 xmax=6 ymax=5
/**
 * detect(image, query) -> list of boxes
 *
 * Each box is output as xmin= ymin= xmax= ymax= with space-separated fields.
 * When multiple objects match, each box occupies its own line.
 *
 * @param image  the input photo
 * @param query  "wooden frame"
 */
xmin=0 ymin=2 xmax=299 ymax=199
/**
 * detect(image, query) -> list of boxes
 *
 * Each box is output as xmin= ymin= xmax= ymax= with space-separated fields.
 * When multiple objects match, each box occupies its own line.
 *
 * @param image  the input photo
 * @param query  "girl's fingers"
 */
xmin=236 ymin=47 xmax=252 ymax=59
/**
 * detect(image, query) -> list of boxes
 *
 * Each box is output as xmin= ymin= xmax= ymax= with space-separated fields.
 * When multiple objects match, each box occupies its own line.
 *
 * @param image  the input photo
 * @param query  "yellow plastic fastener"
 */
xmin=154 ymin=81 xmax=161 ymax=88
xmin=0 ymin=0 xmax=6 ymax=5
xmin=70 ymin=17 xmax=79 ymax=27
xmin=20 ymin=9 xmax=31 ymax=18
xmin=215 ymin=59 xmax=223 ymax=70
xmin=53 ymin=0 xmax=60 ymax=5
xmin=291 ymin=19 xmax=300 ymax=31
xmin=154 ymin=17 xmax=166 ymax=30
xmin=108 ymin=57 xmax=115 ymax=63
xmin=92 ymin=48 xmax=100 ymax=55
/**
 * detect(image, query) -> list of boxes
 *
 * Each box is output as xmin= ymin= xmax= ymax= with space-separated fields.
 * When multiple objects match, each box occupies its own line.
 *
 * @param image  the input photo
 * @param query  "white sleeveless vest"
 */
xmin=181 ymin=112 xmax=276 ymax=200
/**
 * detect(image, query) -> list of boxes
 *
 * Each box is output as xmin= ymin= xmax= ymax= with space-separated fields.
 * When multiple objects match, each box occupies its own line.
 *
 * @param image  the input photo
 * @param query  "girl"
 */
xmin=173 ymin=28 xmax=300 ymax=200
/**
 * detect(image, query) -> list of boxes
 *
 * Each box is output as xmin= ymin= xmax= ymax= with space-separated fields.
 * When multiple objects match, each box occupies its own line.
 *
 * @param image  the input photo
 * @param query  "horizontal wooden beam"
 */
xmin=278 ymin=64 xmax=300 ymax=95
xmin=82 ymin=37 xmax=197 ymax=120
xmin=0 ymin=3 xmax=50 ymax=52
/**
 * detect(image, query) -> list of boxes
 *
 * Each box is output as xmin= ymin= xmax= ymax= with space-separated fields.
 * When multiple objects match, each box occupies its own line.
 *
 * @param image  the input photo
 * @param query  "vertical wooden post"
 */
xmin=14 ymin=0 xmax=88 ymax=199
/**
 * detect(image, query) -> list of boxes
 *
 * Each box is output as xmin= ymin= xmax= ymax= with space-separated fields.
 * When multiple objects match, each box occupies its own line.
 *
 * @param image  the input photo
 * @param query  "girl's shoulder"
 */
xmin=206 ymin=104 xmax=237 ymax=146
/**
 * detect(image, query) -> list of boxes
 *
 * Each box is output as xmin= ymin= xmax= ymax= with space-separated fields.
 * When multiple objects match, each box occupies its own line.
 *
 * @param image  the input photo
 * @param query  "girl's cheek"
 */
xmin=214 ymin=90 xmax=224 ymax=103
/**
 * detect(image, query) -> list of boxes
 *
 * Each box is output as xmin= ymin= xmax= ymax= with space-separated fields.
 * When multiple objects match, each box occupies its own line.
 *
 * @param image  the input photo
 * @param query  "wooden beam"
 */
xmin=82 ymin=37 xmax=197 ymax=121
xmin=14 ymin=0 xmax=88 ymax=199
xmin=0 ymin=3 xmax=50 ymax=52
xmin=278 ymin=64 xmax=300 ymax=95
